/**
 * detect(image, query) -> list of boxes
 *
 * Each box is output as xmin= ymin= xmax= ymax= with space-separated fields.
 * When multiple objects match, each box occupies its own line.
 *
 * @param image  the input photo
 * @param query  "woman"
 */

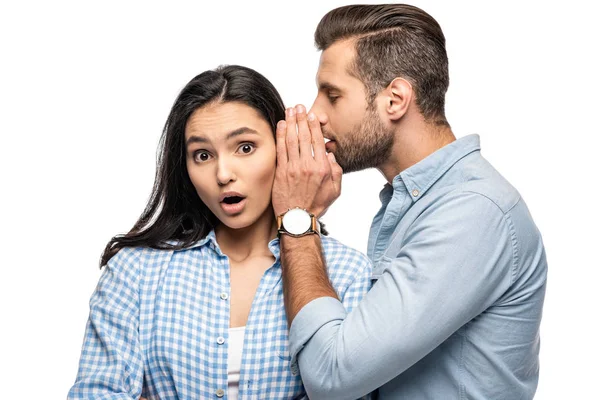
xmin=68 ymin=65 xmax=372 ymax=399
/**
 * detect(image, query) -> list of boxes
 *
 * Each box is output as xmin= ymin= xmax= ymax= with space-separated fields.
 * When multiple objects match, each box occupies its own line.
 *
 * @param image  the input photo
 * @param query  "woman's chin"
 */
xmin=217 ymin=216 xmax=254 ymax=231
xmin=215 ymin=204 xmax=274 ymax=233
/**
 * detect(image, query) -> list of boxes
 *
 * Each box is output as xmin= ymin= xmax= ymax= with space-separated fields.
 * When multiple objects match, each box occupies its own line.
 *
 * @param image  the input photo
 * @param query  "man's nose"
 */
xmin=308 ymin=102 xmax=329 ymax=126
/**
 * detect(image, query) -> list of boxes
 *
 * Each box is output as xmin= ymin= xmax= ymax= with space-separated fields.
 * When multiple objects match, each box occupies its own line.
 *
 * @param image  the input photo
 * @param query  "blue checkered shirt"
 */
xmin=68 ymin=230 xmax=372 ymax=399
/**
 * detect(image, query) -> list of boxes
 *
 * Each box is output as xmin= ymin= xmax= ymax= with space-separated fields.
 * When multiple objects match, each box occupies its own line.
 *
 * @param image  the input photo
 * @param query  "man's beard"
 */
xmin=327 ymin=107 xmax=394 ymax=173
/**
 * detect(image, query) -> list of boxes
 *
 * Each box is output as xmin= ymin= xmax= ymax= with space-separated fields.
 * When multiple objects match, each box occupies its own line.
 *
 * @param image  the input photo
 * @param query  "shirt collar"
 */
xmin=397 ymin=134 xmax=481 ymax=202
xmin=180 ymin=229 xmax=282 ymax=261
xmin=268 ymin=237 xmax=281 ymax=260
xmin=172 ymin=229 xmax=220 ymax=252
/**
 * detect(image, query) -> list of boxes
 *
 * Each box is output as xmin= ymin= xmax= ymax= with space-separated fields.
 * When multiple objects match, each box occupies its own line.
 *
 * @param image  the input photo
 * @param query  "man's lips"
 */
xmin=325 ymin=139 xmax=336 ymax=152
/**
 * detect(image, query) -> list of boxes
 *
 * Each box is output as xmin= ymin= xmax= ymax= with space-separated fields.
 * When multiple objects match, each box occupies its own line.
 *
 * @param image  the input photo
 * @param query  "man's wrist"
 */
xmin=279 ymin=232 xmax=322 ymax=249
xmin=279 ymin=232 xmax=337 ymax=323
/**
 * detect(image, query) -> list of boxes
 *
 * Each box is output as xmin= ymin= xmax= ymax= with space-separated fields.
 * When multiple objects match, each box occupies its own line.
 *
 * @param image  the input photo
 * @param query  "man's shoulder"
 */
xmin=440 ymin=154 xmax=522 ymax=215
xmin=452 ymin=182 xmax=520 ymax=216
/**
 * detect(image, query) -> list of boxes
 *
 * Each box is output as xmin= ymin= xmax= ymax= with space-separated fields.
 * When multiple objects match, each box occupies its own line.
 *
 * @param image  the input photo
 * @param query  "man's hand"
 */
xmin=272 ymin=104 xmax=342 ymax=217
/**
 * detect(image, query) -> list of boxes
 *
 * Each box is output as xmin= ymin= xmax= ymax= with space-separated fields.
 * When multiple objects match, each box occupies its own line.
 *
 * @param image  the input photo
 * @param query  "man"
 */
xmin=271 ymin=4 xmax=547 ymax=400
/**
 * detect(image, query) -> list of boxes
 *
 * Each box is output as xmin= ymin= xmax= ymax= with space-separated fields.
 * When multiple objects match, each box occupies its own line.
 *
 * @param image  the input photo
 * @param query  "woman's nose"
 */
xmin=216 ymin=158 xmax=237 ymax=186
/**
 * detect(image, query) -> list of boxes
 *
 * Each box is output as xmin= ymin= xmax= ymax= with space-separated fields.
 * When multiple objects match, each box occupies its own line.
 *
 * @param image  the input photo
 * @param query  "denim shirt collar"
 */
xmin=379 ymin=134 xmax=481 ymax=203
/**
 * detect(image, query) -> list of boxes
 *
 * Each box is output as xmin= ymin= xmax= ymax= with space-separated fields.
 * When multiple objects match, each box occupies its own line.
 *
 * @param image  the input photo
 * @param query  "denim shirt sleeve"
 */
xmin=289 ymin=191 xmax=516 ymax=400
xmin=337 ymin=249 xmax=374 ymax=400
xmin=68 ymin=248 xmax=144 ymax=399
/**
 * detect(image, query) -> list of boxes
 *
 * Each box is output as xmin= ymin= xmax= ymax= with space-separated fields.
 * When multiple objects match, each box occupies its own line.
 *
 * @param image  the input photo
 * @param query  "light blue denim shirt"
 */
xmin=289 ymin=134 xmax=547 ymax=400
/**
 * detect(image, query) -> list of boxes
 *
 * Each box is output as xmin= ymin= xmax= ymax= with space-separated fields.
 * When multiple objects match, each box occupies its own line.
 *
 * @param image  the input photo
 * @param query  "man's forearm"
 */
xmin=280 ymin=234 xmax=338 ymax=324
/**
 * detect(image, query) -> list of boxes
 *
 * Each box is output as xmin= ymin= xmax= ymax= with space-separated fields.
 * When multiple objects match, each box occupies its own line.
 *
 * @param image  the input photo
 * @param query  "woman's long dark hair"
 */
xmin=100 ymin=65 xmax=286 ymax=267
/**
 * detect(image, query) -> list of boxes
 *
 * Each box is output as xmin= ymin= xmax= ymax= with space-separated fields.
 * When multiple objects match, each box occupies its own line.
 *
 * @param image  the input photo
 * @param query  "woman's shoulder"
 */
xmin=320 ymin=235 xmax=372 ymax=275
xmin=106 ymin=245 xmax=175 ymax=275
xmin=320 ymin=235 xmax=366 ymax=257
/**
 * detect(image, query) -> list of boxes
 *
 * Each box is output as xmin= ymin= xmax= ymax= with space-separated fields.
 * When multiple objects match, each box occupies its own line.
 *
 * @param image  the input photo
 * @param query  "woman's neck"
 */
xmin=215 ymin=207 xmax=278 ymax=263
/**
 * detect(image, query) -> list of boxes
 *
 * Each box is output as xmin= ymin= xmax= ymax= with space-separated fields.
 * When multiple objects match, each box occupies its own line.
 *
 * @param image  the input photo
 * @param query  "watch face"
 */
xmin=282 ymin=208 xmax=312 ymax=235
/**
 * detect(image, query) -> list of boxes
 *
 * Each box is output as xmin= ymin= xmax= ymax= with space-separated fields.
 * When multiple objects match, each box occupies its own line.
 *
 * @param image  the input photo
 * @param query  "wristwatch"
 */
xmin=277 ymin=208 xmax=320 ymax=238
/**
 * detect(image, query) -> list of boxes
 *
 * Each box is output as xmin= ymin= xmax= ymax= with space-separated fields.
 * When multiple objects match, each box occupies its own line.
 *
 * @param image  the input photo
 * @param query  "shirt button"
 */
xmin=215 ymin=388 xmax=225 ymax=397
xmin=412 ymin=189 xmax=420 ymax=197
xmin=217 ymin=336 xmax=225 ymax=345
xmin=220 ymin=292 xmax=228 ymax=300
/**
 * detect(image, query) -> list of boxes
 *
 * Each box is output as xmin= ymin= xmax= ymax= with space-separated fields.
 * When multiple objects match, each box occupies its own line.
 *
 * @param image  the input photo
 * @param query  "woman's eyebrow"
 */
xmin=186 ymin=127 xmax=259 ymax=147
xmin=225 ymin=127 xmax=259 ymax=140
xmin=186 ymin=135 xmax=208 ymax=146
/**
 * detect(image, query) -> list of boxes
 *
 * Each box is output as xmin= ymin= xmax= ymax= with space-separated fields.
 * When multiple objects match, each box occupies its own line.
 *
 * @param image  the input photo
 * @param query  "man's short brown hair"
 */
xmin=315 ymin=4 xmax=449 ymax=126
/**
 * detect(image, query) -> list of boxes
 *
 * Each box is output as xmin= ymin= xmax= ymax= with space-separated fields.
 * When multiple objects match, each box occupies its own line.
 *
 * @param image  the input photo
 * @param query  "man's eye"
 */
xmin=238 ymin=143 xmax=255 ymax=154
xmin=328 ymin=95 xmax=339 ymax=104
xmin=194 ymin=151 xmax=211 ymax=162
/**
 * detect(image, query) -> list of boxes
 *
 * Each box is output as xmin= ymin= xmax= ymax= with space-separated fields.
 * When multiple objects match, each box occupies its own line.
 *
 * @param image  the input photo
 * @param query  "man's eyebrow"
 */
xmin=186 ymin=127 xmax=259 ymax=147
xmin=318 ymin=81 xmax=342 ymax=93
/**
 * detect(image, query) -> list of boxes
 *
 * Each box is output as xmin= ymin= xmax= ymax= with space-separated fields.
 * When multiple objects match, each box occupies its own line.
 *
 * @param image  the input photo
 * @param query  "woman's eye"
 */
xmin=238 ymin=143 xmax=255 ymax=154
xmin=194 ymin=151 xmax=211 ymax=162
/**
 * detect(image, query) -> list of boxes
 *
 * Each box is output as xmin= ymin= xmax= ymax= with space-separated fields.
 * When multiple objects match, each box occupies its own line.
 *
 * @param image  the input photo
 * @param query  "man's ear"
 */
xmin=384 ymin=77 xmax=413 ymax=121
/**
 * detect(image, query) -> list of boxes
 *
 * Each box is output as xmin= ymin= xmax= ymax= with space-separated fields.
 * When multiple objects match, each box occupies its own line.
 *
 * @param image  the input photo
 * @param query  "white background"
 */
xmin=1 ymin=0 xmax=598 ymax=398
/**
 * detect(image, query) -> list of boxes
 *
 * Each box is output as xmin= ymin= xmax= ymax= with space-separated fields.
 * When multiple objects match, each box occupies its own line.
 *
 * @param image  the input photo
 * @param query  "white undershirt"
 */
xmin=227 ymin=326 xmax=246 ymax=400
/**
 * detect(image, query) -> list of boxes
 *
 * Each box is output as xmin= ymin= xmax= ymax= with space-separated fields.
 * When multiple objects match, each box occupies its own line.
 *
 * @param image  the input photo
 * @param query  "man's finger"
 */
xmin=295 ymin=104 xmax=313 ymax=159
xmin=309 ymin=112 xmax=327 ymax=161
xmin=328 ymin=152 xmax=343 ymax=195
xmin=285 ymin=107 xmax=300 ymax=162
xmin=275 ymin=120 xmax=288 ymax=166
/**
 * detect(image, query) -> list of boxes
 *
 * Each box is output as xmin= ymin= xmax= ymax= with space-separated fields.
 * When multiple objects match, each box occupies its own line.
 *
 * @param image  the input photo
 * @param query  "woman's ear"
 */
xmin=384 ymin=78 xmax=413 ymax=121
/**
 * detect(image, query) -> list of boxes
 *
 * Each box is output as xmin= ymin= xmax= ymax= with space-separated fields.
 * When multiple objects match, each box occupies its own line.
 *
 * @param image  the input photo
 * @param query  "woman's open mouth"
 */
xmin=220 ymin=194 xmax=247 ymax=215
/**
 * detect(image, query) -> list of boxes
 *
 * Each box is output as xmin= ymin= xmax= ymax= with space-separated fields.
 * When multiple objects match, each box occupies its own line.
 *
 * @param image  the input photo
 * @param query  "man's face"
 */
xmin=310 ymin=39 xmax=394 ymax=173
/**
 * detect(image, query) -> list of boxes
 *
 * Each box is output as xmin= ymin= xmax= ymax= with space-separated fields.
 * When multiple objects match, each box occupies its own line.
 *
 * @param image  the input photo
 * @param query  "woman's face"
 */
xmin=185 ymin=101 xmax=277 ymax=230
